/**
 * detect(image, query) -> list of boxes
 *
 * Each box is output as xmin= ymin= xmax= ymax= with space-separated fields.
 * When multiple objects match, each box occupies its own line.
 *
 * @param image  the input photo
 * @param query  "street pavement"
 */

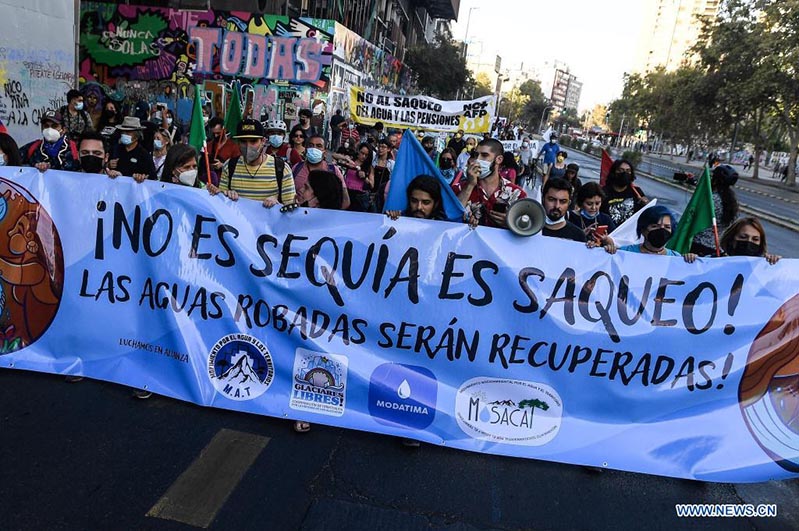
xmin=2 ymin=148 xmax=799 ymax=530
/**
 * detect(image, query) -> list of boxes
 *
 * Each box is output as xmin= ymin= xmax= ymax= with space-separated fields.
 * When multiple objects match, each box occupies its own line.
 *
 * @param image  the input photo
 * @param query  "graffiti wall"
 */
xmin=329 ymin=22 xmax=412 ymax=120
xmin=79 ymin=2 xmax=335 ymax=128
xmin=0 ymin=0 xmax=76 ymax=144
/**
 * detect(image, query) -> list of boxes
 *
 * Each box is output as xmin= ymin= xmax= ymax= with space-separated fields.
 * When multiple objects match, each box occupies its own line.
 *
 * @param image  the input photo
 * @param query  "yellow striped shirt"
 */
xmin=219 ymin=154 xmax=296 ymax=203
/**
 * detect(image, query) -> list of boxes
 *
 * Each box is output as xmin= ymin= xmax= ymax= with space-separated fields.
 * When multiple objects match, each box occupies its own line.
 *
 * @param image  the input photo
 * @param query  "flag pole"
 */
xmin=712 ymin=216 xmax=721 ymax=256
xmin=203 ymin=140 xmax=212 ymax=187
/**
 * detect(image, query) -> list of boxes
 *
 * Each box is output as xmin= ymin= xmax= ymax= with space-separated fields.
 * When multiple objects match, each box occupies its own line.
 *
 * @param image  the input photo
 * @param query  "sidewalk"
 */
xmin=641 ymin=151 xmax=798 ymax=193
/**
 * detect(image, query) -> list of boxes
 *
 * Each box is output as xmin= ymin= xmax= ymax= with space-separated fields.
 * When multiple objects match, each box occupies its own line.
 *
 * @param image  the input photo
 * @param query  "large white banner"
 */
xmin=349 ymin=86 xmax=494 ymax=133
xmin=0 ymin=0 xmax=76 ymax=143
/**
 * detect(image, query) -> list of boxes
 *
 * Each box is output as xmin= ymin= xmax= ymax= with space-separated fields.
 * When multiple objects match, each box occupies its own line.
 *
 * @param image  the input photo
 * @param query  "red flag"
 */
xmin=599 ymin=149 xmax=613 ymax=187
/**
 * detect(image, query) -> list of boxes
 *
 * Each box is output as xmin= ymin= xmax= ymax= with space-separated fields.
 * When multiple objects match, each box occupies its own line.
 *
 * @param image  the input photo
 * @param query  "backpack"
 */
xmin=227 ymin=154 xmax=286 ymax=199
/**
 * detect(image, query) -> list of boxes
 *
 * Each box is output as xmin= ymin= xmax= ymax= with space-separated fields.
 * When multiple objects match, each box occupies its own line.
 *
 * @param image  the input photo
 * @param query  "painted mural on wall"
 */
xmin=78 ymin=2 xmax=335 ymax=126
xmin=328 ymin=22 xmax=412 ymax=120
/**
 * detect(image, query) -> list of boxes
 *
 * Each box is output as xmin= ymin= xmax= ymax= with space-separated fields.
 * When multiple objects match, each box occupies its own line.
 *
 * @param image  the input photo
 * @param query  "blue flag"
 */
xmin=384 ymin=130 xmax=465 ymax=222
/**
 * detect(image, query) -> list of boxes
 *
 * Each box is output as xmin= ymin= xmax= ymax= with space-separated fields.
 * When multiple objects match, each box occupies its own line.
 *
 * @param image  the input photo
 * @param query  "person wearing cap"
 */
xmin=20 ymin=111 xmax=80 ymax=172
xmin=107 ymin=116 xmax=157 ymax=182
xmin=210 ymin=118 xmax=295 ymax=207
xmin=59 ymin=89 xmax=94 ymax=140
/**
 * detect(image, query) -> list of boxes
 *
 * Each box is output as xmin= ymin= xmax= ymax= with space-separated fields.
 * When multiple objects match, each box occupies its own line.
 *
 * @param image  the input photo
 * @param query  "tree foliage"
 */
xmin=405 ymin=33 xmax=472 ymax=100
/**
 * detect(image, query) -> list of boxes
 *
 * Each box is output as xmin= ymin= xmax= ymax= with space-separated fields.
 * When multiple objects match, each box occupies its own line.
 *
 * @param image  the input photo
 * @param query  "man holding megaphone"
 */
xmin=452 ymin=138 xmax=527 ymax=229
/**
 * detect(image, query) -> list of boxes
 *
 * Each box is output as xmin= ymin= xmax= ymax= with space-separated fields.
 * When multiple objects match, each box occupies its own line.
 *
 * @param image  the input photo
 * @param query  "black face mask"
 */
xmin=439 ymin=158 xmax=453 ymax=170
xmin=732 ymin=240 xmax=761 ymax=257
xmin=80 ymin=155 xmax=105 ymax=174
xmin=646 ymin=228 xmax=671 ymax=248
xmin=611 ymin=172 xmax=632 ymax=186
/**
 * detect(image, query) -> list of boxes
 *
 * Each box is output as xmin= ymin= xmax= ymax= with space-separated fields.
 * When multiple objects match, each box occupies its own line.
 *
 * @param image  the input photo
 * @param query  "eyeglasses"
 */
xmin=440 ymin=158 xmax=453 ymax=162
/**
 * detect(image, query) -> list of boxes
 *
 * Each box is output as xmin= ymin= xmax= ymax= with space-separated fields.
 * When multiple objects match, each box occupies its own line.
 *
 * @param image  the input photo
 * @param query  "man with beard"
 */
xmin=541 ymin=178 xmax=586 ymax=242
xmin=386 ymin=175 xmax=446 ymax=221
xmin=601 ymin=159 xmax=648 ymax=226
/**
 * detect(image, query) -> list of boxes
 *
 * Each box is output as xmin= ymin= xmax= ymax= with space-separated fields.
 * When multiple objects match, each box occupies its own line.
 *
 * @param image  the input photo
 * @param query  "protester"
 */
xmin=212 ymin=119 xmax=295 ymax=207
xmin=292 ymin=108 xmax=319 ymax=138
xmin=453 ymin=138 xmax=526 ymax=229
xmin=208 ymin=117 xmax=241 ymax=178
xmin=438 ymin=148 xmax=457 ymax=184
xmin=372 ymin=138 xmax=394 ymax=212
xmin=387 ymin=175 xmax=446 ymax=221
xmin=618 ymin=205 xmax=697 ymax=262
xmin=286 ymin=127 xmax=307 ymax=165
xmin=387 ymin=132 xmax=400 ymax=159
xmin=77 ymin=131 xmax=108 ymax=175
xmin=546 ymin=151 xmax=568 ymax=182
xmin=59 ymin=89 xmax=94 ymax=139
xmin=297 ymin=169 xmax=345 ymax=210
xmin=540 ymin=178 xmax=587 ymax=242
xmin=329 ymin=109 xmax=344 ymax=150
xmin=456 ymin=137 xmax=478 ymax=171
xmin=291 ymin=134 xmax=350 ymax=210
xmin=343 ymin=143 xmax=375 ymax=212
xmin=720 ymin=217 xmax=781 ymax=265
xmin=20 ymin=112 xmax=80 ymax=172
xmin=537 ymin=132 xmax=561 ymax=176
xmin=97 ymin=100 xmax=122 ymax=139
xmin=691 ymin=164 xmax=740 ymax=256
xmin=161 ymin=144 xmax=200 ymax=188
xmin=152 ymin=129 xmax=171 ymax=179
xmin=567 ymin=182 xmax=616 ymax=241
xmin=563 ymin=163 xmax=582 ymax=209
xmin=0 ymin=132 xmax=22 ymax=167
xmin=601 ymin=159 xmax=648 ymax=226
xmin=107 ymin=117 xmax=157 ymax=182
xmin=340 ymin=120 xmax=360 ymax=147
xmin=500 ymin=150 xmax=520 ymax=184
xmin=447 ymin=129 xmax=466 ymax=155
xmin=162 ymin=108 xmax=183 ymax=144
xmin=264 ymin=119 xmax=289 ymax=160
xmin=421 ymin=136 xmax=439 ymax=161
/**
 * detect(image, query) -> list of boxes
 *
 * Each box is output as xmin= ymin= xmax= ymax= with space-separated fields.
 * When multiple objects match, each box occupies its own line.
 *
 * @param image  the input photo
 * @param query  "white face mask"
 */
xmin=120 ymin=133 xmax=133 ymax=146
xmin=166 ymin=117 xmax=173 ymax=125
xmin=268 ymin=134 xmax=284 ymax=148
xmin=75 ymin=102 xmax=84 ymax=111
xmin=42 ymin=127 xmax=60 ymax=143
xmin=178 ymin=169 xmax=197 ymax=186
xmin=0 ymin=153 xmax=6 ymax=166
xmin=203 ymin=116 xmax=209 ymax=125
xmin=306 ymin=147 xmax=323 ymax=164
xmin=477 ymin=159 xmax=493 ymax=179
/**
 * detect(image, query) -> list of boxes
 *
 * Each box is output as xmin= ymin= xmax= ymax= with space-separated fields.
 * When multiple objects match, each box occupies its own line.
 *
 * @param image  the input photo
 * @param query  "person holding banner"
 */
xmin=540 ymin=178 xmax=587 ymax=243
xmin=291 ymin=135 xmax=350 ymax=211
xmin=601 ymin=159 xmax=648 ymax=226
xmin=453 ymin=138 xmax=526 ymax=229
xmin=567 ymin=182 xmax=616 ymax=244
xmin=161 ymin=144 xmax=201 ymax=188
xmin=690 ymin=164 xmax=740 ymax=256
xmin=386 ymin=175 xmax=446 ymax=221
xmin=619 ymin=205 xmax=697 ymax=262
xmin=720 ymin=217 xmax=781 ymax=264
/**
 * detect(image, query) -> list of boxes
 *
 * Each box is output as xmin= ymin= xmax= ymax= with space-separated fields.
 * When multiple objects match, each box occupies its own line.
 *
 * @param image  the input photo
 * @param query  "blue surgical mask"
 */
xmin=154 ymin=139 xmax=164 ymax=150
xmin=268 ymin=134 xmax=284 ymax=148
xmin=120 ymin=134 xmax=133 ymax=146
xmin=581 ymin=209 xmax=599 ymax=220
xmin=0 ymin=154 xmax=6 ymax=166
xmin=75 ymin=102 xmax=84 ymax=111
xmin=306 ymin=147 xmax=323 ymax=164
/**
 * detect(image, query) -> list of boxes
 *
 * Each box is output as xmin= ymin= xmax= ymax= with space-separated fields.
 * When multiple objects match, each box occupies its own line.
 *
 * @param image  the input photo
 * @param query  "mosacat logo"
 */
xmin=455 ymin=378 xmax=563 ymax=446
xmin=368 ymin=363 xmax=437 ymax=429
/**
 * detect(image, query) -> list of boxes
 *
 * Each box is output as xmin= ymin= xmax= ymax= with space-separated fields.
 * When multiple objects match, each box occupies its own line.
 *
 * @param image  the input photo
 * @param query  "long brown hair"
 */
xmin=720 ymin=217 xmax=767 ymax=256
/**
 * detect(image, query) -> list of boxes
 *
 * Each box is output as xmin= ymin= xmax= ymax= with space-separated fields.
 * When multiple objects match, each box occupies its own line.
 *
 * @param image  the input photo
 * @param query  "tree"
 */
xmin=517 ymin=79 xmax=548 ymax=130
xmin=553 ymin=107 xmax=581 ymax=130
xmin=405 ymin=33 xmax=472 ymax=100
xmin=468 ymin=72 xmax=494 ymax=98
xmin=498 ymin=86 xmax=529 ymax=124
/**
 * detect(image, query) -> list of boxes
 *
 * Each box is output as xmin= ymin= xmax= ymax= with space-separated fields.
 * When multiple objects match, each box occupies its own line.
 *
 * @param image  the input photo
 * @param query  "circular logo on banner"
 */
xmin=0 ymin=177 xmax=64 ymax=354
xmin=207 ymin=334 xmax=274 ymax=401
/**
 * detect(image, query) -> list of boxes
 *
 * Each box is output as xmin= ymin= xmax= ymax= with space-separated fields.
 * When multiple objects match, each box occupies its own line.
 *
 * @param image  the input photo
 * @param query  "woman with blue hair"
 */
xmin=619 ymin=205 xmax=697 ymax=262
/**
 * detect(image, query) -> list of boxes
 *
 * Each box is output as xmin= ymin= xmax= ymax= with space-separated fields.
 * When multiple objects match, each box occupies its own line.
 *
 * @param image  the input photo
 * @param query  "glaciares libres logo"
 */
xmin=208 ymin=334 xmax=274 ymax=401
xmin=455 ymin=378 xmax=563 ymax=446
xmin=290 ymin=349 xmax=348 ymax=417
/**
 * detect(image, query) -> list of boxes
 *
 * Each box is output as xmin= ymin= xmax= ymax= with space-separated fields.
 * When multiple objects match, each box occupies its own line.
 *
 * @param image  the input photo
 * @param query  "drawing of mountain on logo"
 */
xmin=220 ymin=350 xmax=262 ymax=385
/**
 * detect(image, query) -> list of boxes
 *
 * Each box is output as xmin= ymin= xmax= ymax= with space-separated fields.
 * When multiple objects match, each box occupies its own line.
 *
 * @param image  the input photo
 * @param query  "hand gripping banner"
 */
xmin=2 ymin=167 xmax=799 ymax=483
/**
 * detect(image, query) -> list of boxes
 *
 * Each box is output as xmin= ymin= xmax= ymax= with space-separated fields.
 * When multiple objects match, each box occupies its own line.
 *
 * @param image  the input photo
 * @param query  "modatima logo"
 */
xmin=368 ymin=363 xmax=437 ymax=429
xmin=207 ymin=334 xmax=274 ymax=401
xmin=455 ymin=378 xmax=563 ymax=446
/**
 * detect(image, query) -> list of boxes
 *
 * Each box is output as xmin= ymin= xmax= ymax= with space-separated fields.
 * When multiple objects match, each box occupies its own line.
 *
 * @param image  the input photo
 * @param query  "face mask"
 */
xmin=42 ymin=127 xmax=60 ymax=143
xmin=75 ymin=102 xmax=84 ymax=111
xmin=550 ymin=139 xmax=556 ymax=144
xmin=612 ymin=172 xmax=632 ymax=186
xmin=557 ymin=156 xmax=565 ymax=162
xmin=732 ymin=240 xmax=761 ymax=257
xmin=178 ymin=169 xmax=198 ymax=186
xmin=243 ymin=145 xmax=262 ymax=163
xmin=0 ymin=154 xmax=6 ymax=166
xmin=522 ymin=142 xmax=529 ymax=148
xmin=646 ymin=228 xmax=671 ymax=248
xmin=120 ymin=134 xmax=133 ymax=146
xmin=154 ymin=139 xmax=164 ymax=150
xmin=154 ymin=111 xmax=162 ymax=120
xmin=477 ymin=159 xmax=493 ymax=179
xmin=306 ymin=147 xmax=323 ymax=164
xmin=80 ymin=155 xmax=104 ymax=174
xmin=203 ymin=116 xmax=209 ymax=125
xmin=581 ymin=209 xmax=598 ymax=220
xmin=166 ymin=118 xmax=173 ymax=126
xmin=268 ymin=134 xmax=284 ymax=148
xmin=439 ymin=158 xmax=453 ymax=170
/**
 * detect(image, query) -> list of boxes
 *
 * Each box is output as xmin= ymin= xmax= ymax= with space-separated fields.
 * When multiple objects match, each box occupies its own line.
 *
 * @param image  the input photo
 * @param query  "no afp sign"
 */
xmin=462 ymin=100 xmax=489 ymax=119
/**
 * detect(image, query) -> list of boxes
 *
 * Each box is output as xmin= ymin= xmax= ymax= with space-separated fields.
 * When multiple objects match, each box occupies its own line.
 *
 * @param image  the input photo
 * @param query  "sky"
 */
xmin=450 ymin=0 xmax=650 ymax=112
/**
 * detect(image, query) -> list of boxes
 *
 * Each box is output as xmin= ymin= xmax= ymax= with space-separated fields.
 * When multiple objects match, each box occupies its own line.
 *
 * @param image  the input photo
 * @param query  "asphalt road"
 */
xmin=561 ymin=150 xmax=798 ymax=258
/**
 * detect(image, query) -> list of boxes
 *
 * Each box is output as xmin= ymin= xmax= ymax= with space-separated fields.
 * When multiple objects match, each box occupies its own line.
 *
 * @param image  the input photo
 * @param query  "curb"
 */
xmin=574 ymin=149 xmax=799 ymax=233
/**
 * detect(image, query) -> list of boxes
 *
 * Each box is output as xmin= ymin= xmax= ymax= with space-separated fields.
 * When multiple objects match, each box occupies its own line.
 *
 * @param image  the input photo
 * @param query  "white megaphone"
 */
xmin=506 ymin=198 xmax=546 ymax=236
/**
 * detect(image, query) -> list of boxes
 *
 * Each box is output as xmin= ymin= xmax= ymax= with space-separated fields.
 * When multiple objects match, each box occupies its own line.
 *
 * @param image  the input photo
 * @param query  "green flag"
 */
xmin=188 ymin=84 xmax=206 ymax=153
xmin=223 ymin=82 xmax=242 ymax=136
xmin=666 ymin=165 xmax=715 ymax=254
